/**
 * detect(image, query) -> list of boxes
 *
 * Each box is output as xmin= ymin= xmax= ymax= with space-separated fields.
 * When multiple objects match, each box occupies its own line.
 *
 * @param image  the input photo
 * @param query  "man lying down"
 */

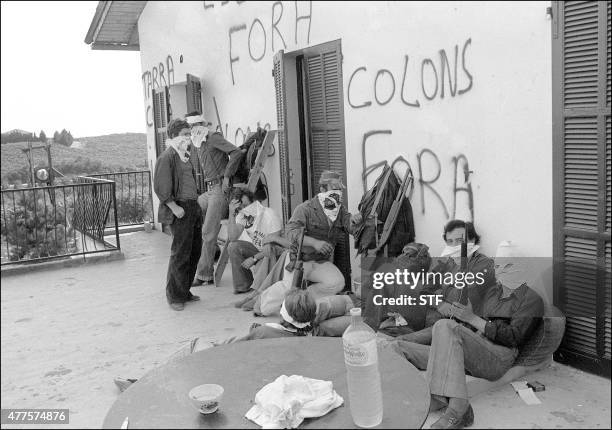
xmin=113 ymin=289 xmax=360 ymax=392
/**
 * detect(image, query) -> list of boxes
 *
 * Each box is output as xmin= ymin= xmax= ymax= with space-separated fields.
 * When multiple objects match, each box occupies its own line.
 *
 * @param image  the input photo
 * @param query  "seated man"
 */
xmin=257 ymin=171 xmax=363 ymax=315
xmin=398 ymin=221 xmax=496 ymax=345
xmin=386 ymin=242 xmax=544 ymax=429
xmin=227 ymin=187 xmax=287 ymax=294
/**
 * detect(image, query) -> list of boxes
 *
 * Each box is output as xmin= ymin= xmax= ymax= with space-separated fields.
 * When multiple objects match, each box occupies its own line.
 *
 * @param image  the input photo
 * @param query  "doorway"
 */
xmin=273 ymin=39 xmax=352 ymax=287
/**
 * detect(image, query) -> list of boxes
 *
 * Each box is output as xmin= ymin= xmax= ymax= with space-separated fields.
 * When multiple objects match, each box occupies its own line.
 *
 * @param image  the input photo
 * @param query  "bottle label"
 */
xmin=343 ymin=338 xmax=378 ymax=366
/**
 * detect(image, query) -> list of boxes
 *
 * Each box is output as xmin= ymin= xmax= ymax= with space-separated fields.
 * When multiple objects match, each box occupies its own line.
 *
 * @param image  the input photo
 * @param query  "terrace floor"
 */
xmin=1 ymin=231 xmax=610 ymax=429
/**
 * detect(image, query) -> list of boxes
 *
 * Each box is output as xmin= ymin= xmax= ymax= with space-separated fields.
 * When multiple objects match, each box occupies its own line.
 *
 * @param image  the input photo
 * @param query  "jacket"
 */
xmin=285 ymin=197 xmax=355 ymax=270
xmin=153 ymin=146 xmax=197 ymax=224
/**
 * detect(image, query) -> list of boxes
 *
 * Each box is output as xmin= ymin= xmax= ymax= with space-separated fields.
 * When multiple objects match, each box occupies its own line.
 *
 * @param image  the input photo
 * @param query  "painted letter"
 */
xmin=421 ymin=59 xmax=438 ymax=101
xmin=347 ymin=66 xmax=371 ymax=109
xmin=248 ymin=18 xmax=266 ymax=62
xmin=458 ymin=38 xmax=473 ymax=95
xmin=417 ymin=148 xmax=449 ymax=218
xmin=272 ymin=1 xmax=287 ymax=51
xmin=295 ymin=0 xmax=312 ymax=44
xmin=400 ymin=55 xmax=420 ymax=107
xmin=229 ymin=24 xmax=247 ymax=85
xmin=374 ymin=69 xmax=396 ymax=106
xmin=439 ymin=45 xmax=458 ymax=98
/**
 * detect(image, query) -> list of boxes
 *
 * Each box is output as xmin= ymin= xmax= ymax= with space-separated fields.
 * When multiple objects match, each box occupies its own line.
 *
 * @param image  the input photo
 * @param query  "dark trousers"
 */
xmin=228 ymin=240 xmax=259 ymax=293
xmin=166 ymin=200 xmax=202 ymax=304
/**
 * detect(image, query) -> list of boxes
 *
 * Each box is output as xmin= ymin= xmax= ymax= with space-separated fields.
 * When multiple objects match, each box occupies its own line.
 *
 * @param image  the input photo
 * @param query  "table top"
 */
xmin=103 ymin=337 xmax=430 ymax=429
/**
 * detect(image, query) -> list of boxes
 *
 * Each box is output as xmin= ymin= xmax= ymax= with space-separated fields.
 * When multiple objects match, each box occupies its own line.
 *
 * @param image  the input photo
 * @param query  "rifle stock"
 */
xmin=375 ymin=168 xmax=413 ymax=253
xmin=291 ymin=227 xmax=306 ymax=290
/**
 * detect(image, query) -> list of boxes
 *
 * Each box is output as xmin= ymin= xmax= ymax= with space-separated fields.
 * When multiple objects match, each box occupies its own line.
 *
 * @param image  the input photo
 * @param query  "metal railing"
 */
xmin=0 ymin=176 xmax=120 ymax=266
xmin=88 ymin=171 xmax=153 ymax=228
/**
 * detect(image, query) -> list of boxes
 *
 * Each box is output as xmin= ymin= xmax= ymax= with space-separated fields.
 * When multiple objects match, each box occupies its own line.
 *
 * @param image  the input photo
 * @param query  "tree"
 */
xmin=53 ymin=131 xmax=60 ymax=143
xmin=39 ymin=130 xmax=47 ymax=142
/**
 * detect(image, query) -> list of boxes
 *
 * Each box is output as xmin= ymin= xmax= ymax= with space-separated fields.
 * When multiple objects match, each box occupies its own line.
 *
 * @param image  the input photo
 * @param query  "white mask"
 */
xmin=495 ymin=262 xmax=526 ymax=290
xmin=318 ymin=189 xmax=342 ymax=222
xmin=440 ymin=243 xmax=480 ymax=259
xmin=167 ymin=136 xmax=191 ymax=162
xmin=190 ymin=125 xmax=208 ymax=148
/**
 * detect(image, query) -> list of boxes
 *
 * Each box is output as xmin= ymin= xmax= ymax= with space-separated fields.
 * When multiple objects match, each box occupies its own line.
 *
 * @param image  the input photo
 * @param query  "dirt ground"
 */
xmin=1 ymin=231 xmax=610 ymax=429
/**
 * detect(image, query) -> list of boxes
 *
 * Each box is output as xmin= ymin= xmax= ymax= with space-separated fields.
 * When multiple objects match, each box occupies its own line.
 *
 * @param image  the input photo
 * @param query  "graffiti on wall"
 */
xmin=213 ymin=1 xmax=312 ymax=85
xmin=142 ymin=55 xmax=175 ymax=127
xmin=361 ymin=130 xmax=474 ymax=221
xmin=348 ymin=38 xmax=473 ymax=109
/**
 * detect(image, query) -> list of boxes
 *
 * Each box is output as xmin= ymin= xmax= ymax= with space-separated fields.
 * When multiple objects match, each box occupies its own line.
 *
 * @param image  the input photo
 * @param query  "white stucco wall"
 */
xmin=137 ymin=1 xmax=553 ymax=298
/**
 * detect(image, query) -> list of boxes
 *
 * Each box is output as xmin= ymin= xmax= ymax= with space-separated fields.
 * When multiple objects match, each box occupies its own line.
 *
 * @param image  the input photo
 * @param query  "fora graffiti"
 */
xmin=361 ymin=130 xmax=474 ymax=221
xmin=347 ymin=38 xmax=473 ymax=109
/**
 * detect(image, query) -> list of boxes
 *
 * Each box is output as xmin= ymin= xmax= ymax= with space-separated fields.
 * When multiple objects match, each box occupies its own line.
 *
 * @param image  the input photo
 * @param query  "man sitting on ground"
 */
xmin=257 ymin=171 xmax=363 ymax=315
xmin=385 ymin=241 xmax=544 ymax=429
xmin=227 ymin=187 xmax=287 ymax=294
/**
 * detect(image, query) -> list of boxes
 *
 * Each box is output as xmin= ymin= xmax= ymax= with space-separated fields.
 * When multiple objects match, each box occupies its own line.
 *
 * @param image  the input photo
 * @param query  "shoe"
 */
xmin=192 ymin=278 xmax=214 ymax=287
xmin=169 ymin=302 xmax=185 ymax=311
xmin=114 ymin=377 xmax=138 ymax=392
xmin=429 ymin=395 xmax=449 ymax=412
xmin=233 ymin=289 xmax=251 ymax=295
xmin=431 ymin=404 xmax=474 ymax=429
xmin=187 ymin=294 xmax=200 ymax=302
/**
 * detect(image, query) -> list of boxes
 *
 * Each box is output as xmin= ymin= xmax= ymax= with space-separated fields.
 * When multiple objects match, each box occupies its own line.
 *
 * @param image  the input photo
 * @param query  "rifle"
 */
xmin=291 ymin=227 xmax=306 ymax=290
xmin=374 ymin=166 xmax=414 ymax=255
xmin=457 ymin=222 xmax=470 ymax=305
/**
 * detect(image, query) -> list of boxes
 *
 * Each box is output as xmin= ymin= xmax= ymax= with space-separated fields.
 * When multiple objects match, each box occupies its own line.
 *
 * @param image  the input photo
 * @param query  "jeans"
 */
xmin=391 ymin=319 xmax=518 ymax=399
xmin=166 ymin=200 xmax=202 ymax=304
xmin=228 ymin=240 xmax=259 ymax=293
xmin=259 ymin=255 xmax=345 ymax=315
xmin=195 ymin=184 xmax=228 ymax=281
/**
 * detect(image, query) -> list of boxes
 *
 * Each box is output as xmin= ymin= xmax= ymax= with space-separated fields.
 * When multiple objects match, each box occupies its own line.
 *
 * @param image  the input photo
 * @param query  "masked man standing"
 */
xmin=258 ymin=171 xmax=363 ymax=315
xmin=185 ymin=111 xmax=243 ymax=287
xmin=153 ymin=118 xmax=202 ymax=311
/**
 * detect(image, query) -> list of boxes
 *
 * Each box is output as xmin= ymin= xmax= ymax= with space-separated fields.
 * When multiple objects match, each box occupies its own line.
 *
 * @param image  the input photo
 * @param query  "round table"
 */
xmin=103 ymin=337 xmax=430 ymax=429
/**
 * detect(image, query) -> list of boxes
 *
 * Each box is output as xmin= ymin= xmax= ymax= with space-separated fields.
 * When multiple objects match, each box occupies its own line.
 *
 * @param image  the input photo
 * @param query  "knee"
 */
xmin=432 ymin=318 xmax=460 ymax=337
xmin=227 ymin=241 xmax=239 ymax=255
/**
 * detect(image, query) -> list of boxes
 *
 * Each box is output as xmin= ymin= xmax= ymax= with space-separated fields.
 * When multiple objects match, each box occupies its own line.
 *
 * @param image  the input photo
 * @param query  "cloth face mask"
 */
xmin=167 ymin=136 xmax=191 ymax=162
xmin=318 ymin=190 xmax=342 ymax=222
xmin=495 ymin=262 xmax=526 ymax=290
xmin=190 ymin=125 xmax=208 ymax=148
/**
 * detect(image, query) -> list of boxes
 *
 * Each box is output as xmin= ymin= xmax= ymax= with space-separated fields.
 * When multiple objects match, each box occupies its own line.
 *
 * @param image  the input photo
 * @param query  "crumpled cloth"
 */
xmin=245 ymin=375 xmax=344 ymax=429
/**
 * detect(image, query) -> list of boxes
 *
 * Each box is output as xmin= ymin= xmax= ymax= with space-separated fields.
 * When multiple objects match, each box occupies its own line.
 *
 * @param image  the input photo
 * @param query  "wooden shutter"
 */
xmin=553 ymin=0 xmax=611 ymax=375
xmin=152 ymin=87 xmax=170 ymax=157
xmin=303 ymin=40 xmax=351 ymax=288
xmin=186 ymin=73 xmax=203 ymax=114
xmin=273 ymin=50 xmax=292 ymax=224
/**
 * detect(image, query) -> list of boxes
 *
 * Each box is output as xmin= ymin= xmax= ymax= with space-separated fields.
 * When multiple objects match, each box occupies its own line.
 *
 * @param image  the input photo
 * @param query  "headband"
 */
xmin=280 ymin=301 xmax=311 ymax=329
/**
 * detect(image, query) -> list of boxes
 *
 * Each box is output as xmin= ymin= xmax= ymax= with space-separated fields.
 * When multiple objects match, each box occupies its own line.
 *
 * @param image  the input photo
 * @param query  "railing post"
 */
xmin=111 ymin=181 xmax=121 ymax=251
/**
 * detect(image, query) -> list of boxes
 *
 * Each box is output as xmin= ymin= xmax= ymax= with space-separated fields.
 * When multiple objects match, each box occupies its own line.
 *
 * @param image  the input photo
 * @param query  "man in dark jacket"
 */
xmin=153 ymin=118 xmax=202 ymax=311
xmin=186 ymin=111 xmax=243 ymax=286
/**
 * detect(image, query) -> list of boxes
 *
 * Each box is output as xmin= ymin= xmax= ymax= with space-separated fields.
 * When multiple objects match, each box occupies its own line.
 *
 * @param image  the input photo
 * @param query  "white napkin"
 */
xmin=245 ymin=375 xmax=344 ymax=429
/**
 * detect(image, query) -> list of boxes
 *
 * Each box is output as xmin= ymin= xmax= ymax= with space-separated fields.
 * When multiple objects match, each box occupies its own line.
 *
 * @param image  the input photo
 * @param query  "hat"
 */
xmin=318 ymin=170 xmax=346 ymax=189
xmin=185 ymin=113 xmax=212 ymax=127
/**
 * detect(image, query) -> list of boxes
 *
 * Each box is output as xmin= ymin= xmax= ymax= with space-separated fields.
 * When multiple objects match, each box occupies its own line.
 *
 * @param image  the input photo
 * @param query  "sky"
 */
xmin=0 ymin=1 xmax=143 ymax=137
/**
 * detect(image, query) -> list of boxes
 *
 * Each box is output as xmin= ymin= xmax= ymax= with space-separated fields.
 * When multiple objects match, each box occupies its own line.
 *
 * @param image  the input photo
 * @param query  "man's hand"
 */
xmin=228 ymin=198 xmax=241 ymax=215
xmin=222 ymin=176 xmax=231 ymax=194
xmin=449 ymin=301 xmax=475 ymax=324
xmin=241 ymin=257 xmax=257 ymax=270
xmin=437 ymin=301 xmax=453 ymax=317
xmin=350 ymin=213 xmax=363 ymax=225
xmin=313 ymin=239 xmax=334 ymax=256
xmin=167 ymin=202 xmax=185 ymax=219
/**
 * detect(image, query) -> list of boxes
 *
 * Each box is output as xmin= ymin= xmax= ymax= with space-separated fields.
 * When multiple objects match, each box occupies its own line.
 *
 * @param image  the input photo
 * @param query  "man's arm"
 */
xmin=209 ymin=133 xmax=242 ymax=179
xmin=153 ymin=154 xmax=183 ymax=217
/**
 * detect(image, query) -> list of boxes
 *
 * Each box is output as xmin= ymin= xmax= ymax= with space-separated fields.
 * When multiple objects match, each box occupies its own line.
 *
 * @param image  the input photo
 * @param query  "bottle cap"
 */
xmin=349 ymin=308 xmax=362 ymax=317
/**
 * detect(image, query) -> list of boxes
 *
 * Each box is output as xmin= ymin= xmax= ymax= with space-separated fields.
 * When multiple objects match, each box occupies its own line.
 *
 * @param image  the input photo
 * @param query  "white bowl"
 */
xmin=188 ymin=384 xmax=224 ymax=414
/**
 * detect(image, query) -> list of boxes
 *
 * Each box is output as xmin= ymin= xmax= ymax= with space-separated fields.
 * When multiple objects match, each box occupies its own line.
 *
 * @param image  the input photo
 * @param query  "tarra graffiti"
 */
xmin=348 ymin=38 xmax=473 ymax=109
xmin=142 ymin=55 xmax=175 ymax=127
xmin=361 ymin=130 xmax=474 ymax=221
xmin=225 ymin=1 xmax=313 ymax=85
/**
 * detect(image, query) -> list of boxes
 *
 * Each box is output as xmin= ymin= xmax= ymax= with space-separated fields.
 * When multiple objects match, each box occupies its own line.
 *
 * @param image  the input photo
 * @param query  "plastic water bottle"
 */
xmin=343 ymin=307 xmax=383 ymax=428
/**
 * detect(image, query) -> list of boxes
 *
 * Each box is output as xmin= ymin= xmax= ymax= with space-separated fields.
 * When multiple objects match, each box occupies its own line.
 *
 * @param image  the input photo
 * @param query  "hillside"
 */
xmin=1 ymin=133 xmax=148 ymax=184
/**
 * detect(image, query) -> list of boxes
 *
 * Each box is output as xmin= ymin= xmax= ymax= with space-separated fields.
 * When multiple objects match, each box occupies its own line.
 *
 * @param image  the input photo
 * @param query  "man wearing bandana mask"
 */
xmin=153 ymin=118 xmax=203 ymax=311
xmin=185 ymin=111 xmax=244 ymax=287
xmin=258 ymin=171 xmax=363 ymax=315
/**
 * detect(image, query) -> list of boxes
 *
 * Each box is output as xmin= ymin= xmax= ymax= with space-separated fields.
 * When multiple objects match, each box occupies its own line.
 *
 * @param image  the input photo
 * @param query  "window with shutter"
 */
xmin=152 ymin=87 xmax=170 ymax=158
xmin=553 ymin=0 xmax=611 ymax=376
xmin=273 ymin=51 xmax=292 ymax=225
xmin=186 ymin=73 xmax=203 ymax=114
